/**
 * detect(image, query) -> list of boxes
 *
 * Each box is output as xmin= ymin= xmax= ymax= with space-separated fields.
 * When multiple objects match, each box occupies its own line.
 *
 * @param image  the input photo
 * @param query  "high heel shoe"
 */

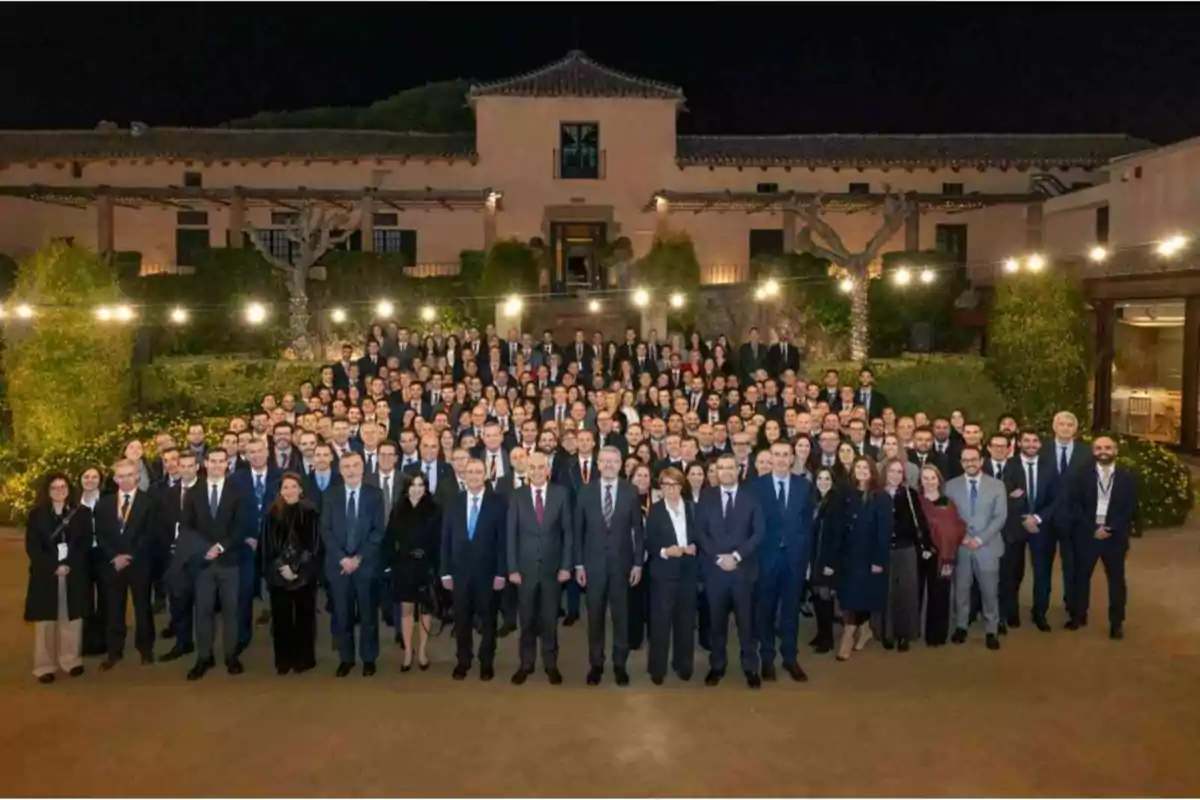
xmin=837 ymin=625 xmax=857 ymax=662
xmin=418 ymin=657 xmax=431 ymax=671
xmin=401 ymin=650 xmax=413 ymax=673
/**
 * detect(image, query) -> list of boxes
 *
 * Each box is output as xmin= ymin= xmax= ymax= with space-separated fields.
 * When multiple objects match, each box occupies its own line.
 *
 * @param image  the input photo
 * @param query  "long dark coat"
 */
xmin=837 ymin=489 xmax=892 ymax=613
xmin=809 ymin=487 xmax=844 ymax=591
xmin=261 ymin=500 xmax=322 ymax=591
xmin=25 ymin=503 xmax=93 ymax=622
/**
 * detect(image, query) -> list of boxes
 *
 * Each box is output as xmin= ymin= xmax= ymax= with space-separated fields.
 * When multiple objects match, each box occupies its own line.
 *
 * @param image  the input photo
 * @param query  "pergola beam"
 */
xmin=645 ymin=189 xmax=1041 ymax=213
xmin=0 ymin=184 xmax=495 ymax=207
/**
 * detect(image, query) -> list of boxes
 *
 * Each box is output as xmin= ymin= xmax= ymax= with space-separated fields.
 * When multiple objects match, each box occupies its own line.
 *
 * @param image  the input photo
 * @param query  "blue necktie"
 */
xmin=777 ymin=480 xmax=786 ymax=509
xmin=969 ymin=479 xmax=978 ymax=518
xmin=724 ymin=491 xmax=733 ymax=519
xmin=254 ymin=474 xmax=265 ymax=508
xmin=346 ymin=490 xmax=359 ymax=553
xmin=318 ymin=474 xmax=328 ymax=492
xmin=1059 ymin=445 xmax=1069 ymax=475
xmin=467 ymin=496 xmax=480 ymax=541
xmin=425 ymin=463 xmax=434 ymax=493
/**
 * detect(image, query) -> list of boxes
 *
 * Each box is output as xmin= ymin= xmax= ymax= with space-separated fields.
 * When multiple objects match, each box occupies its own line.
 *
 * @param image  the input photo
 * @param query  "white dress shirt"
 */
xmin=659 ymin=499 xmax=689 ymax=559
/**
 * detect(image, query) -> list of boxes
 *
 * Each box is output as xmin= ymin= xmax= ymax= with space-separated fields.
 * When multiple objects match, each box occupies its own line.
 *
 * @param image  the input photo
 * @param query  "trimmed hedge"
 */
xmin=137 ymin=357 xmax=320 ymax=415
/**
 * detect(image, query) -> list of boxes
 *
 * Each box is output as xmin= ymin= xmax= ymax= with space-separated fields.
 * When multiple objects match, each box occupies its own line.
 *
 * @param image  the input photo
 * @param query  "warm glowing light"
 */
xmin=632 ymin=288 xmax=650 ymax=308
xmin=503 ymin=295 xmax=523 ymax=316
xmin=420 ymin=305 xmax=437 ymax=322
xmin=15 ymin=304 xmax=33 ymax=319
xmin=669 ymin=292 xmax=686 ymax=309
xmin=757 ymin=278 xmax=780 ymax=300
xmin=245 ymin=302 xmax=268 ymax=325
xmin=94 ymin=306 xmax=113 ymax=322
xmin=893 ymin=267 xmax=912 ymax=286
xmin=1003 ymin=258 xmax=1021 ymax=273
xmin=0 ymin=306 xmax=7 ymax=320
xmin=1089 ymin=246 xmax=1109 ymax=263
xmin=587 ymin=299 xmax=602 ymax=313
xmin=919 ymin=268 xmax=936 ymax=285
xmin=168 ymin=307 xmax=189 ymax=325
xmin=375 ymin=300 xmax=395 ymax=318
xmin=114 ymin=305 xmax=135 ymax=322
xmin=1026 ymin=254 xmax=1046 ymax=272
xmin=1156 ymin=235 xmax=1188 ymax=257
xmin=329 ymin=307 xmax=348 ymax=324
xmin=654 ymin=195 xmax=668 ymax=212
xmin=838 ymin=277 xmax=854 ymax=294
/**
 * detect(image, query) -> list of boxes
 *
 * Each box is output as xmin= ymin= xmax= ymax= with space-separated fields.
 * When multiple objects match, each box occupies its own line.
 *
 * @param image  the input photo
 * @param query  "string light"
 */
xmin=838 ymin=277 xmax=854 ymax=293
xmin=502 ymin=295 xmax=523 ymax=316
xmin=94 ymin=306 xmax=113 ymax=322
xmin=587 ymin=299 xmax=602 ymax=313
xmin=375 ymin=299 xmax=394 ymax=319
xmin=919 ymin=268 xmax=936 ymax=285
xmin=1089 ymin=246 xmax=1109 ymax=263
xmin=244 ymin=302 xmax=268 ymax=325
xmin=15 ymin=304 xmax=33 ymax=319
xmin=755 ymin=278 xmax=780 ymax=301
xmin=1003 ymin=258 xmax=1020 ymax=273
xmin=329 ymin=307 xmax=348 ymax=324
xmin=669 ymin=292 xmax=686 ymax=309
xmin=1026 ymin=254 xmax=1046 ymax=272
xmin=168 ymin=307 xmax=189 ymax=325
xmin=632 ymin=288 xmax=650 ymax=308
xmin=893 ymin=267 xmax=912 ymax=286
xmin=420 ymin=305 xmax=437 ymax=322
xmin=114 ymin=305 xmax=135 ymax=322
xmin=1156 ymin=235 xmax=1187 ymax=258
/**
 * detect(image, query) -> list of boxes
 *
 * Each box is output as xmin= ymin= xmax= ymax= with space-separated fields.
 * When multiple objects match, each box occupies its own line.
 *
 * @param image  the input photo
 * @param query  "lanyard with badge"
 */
xmin=51 ymin=507 xmax=81 ymax=562
xmin=1096 ymin=469 xmax=1115 ymax=525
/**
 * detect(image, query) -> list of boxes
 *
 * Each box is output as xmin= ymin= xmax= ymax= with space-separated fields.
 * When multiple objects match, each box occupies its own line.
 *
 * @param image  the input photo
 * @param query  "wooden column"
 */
xmin=1025 ymin=201 xmax=1044 ymax=250
xmin=96 ymin=190 xmax=114 ymax=257
xmin=228 ymin=188 xmax=245 ymax=248
xmin=360 ymin=194 xmax=375 ymax=252
xmin=781 ymin=208 xmax=797 ymax=254
xmin=1092 ymin=299 xmax=1115 ymax=432
xmin=904 ymin=194 xmax=921 ymax=251
xmin=1181 ymin=295 xmax=1200 ymax=452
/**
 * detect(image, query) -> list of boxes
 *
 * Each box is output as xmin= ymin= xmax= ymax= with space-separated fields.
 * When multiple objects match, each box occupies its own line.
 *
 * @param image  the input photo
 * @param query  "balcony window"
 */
xmin=560 ymin=122 xmax=600 ymax=179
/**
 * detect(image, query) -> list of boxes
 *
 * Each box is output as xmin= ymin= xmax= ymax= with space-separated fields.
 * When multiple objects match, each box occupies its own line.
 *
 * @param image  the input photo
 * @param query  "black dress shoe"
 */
xmin=586 ymin=666 xmax=602 ymax=685
xmin=276 ymin=666 xmax=291 ymax=675
xmin=295 ymin=662 xmax=315 ymax=674
xmin=814 ymin=642 xmax=833 ymax=655
xmin=986 ymin=634 xmax=1001 ymax=651
xmin=480 ymin=665 xmax=495 ymax=681
xmin=160 ymin=644 xmax=194 ymax=662
xmin=651 ymin=675 xmax=664 ymax=685
xmin=69 ymin=666 xmax=85 ymax=678
xmin=704 ymin=669 xmax=722 ymax=687
xmin=233 ymin=643 xmax=248 ymax=658
xmin=808 ymin=633 xmax=822 ymax=648
xmin=100 ymin=656 xmax=121 ymax=671
xmin=160 ymin=627 xmax=175 ymax=639
xmin=1007 ymin=616 xmax=1022 ymax=629
xmin=951 ymin=629 xmax=968 ymax=645
xmin=546 ymin=668 xmax=563 ymax=685
xmin=140 ymin=652 xmax=155 ymax=666
xmin=1064 ymin=619 xmax=1085 ymax=631
xmin=897 ymin=638 xmax=910 ymax=653
xmin=676 ymin=670 xmax=693 ymax=682
xmin=997 ymin=623 xmax=1008 ymax=636
xmin=37 ymin=673 xmax=55 ymax=684
xmin=498 ymin=623 xmax=517 ymax=638
xmin=511 ymin=667 xmax=530 ymax=685
xmin=1033 ymin=616 xmax=1052 ymax=632
xmin=745 ymin=670 xmax=762 ymax=689
xmin=761 ymin=662 xmax=777 ymax=682
xmin=882 ymin=638 xmax=895 ymax=651
xmin=563 ymin=614 xmax=578 ymax=627
xmin=186 ymin=658 xmax=215 ymax=681
xmin=335 ymin=662 xmax=355 ymax=678
xmin=614 ymin=667 xmax=630 ymax=686
xmin=363 ymin=662 xmax=376 ymax=677
xmin=452 ymin=664 xmax=469 ymax=680
xmin=783 ymin=662 xmax=808 ymax=683
xmin=226 ymin=658 xmax=245 ymax=675
xmin=1110 ymin=623 xmax=1125 ymax=640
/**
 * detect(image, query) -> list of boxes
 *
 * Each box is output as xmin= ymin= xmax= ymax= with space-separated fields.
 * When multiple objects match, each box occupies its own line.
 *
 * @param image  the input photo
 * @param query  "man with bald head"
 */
xmin=405 ymin=431 xmax=457 ymax=508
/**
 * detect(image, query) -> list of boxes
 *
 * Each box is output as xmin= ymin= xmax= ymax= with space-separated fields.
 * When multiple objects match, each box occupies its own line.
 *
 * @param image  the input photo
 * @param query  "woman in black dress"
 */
xmin=261 ymin=474 xmax=321 ymax=675
xmin=387 ymin=473 xmax=441 ymax=671
xmin=25 ymin=472 xmax=93 ymax=683
xmin=808 ymin=468 xmax=843 ymax=654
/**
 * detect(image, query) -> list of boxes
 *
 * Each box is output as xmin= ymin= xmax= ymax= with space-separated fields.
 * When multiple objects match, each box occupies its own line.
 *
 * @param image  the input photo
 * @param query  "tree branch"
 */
xmin=794 ymin=202 xmax=852 ymax=261
xmin=243 ymin=223 xmax=294 ymax=275
xmin=861 ymin=193 xmax=913 ymax=258
xmin=795 ymin=225 xmax=845 ymax=265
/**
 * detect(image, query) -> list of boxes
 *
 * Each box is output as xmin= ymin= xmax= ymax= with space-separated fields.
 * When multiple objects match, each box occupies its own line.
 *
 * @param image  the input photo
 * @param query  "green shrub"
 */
xmin=871 ymin=251 xmax=968 ymax=357
xmin=137 ymin=356 xmax=319 ymax=415
xmin=480 ymin=240 xmax=539 ymax=299
xmin=3 ymin=244 xmax=134 ymax=454
xmin=636 ymin=231 xmax=701 ymax=289
xmin=1095 ymin=434 xmax=1194 ymax=535
xmin=987 ymin=271 xmax=1090 ymax=430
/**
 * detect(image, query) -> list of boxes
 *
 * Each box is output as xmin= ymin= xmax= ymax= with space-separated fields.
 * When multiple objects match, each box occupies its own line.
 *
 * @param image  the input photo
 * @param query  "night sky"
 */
xmin=0 ymin=6 xmax=1194 ymax=143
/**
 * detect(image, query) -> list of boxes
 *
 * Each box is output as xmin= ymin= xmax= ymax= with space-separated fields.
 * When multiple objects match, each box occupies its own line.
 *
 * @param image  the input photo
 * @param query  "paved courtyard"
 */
xmin=1 ymin=525 xmax=1198 ymax=797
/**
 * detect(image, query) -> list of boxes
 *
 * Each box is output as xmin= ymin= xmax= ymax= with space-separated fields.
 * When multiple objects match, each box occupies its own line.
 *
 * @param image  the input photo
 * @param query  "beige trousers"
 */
xmin=33 ymin=575 xmax=82 ymax=677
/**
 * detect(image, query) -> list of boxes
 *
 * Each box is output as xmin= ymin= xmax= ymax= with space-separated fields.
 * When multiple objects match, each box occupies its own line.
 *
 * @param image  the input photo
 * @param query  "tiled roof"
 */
xmin=676 ymin=133 xmax=1155 ymax=169
xmin=469 ymin=50 xmax=685 ymax=102
xmin=0 ymin=128 xmax=477 ymax=163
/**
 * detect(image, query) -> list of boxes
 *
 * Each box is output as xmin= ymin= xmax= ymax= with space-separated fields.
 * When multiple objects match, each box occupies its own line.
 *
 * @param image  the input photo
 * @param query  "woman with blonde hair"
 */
xmin=878 ymin=457 xmax=934 ymax=652
xmin=917 ymin=464 xmax=966 ymax=646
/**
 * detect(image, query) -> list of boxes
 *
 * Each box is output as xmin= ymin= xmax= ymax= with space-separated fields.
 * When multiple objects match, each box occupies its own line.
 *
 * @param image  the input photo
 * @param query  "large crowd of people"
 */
xmin=23 ymin=322 xmax=1136 ymax=688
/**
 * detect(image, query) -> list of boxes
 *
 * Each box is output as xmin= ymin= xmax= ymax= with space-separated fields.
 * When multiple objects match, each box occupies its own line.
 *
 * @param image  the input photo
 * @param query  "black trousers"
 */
xmin=517 ymin=574 xmax=562 ymax=671
xmin=498 ymin=582 xmax=519 ymax=630
xmin=585 ymin=563 xmax=630 ymax=670
xmin=813 ymin=594 xmax=836 ymax=648
xmin=705 ymin=569 xmax=757 ymax=674
xmin=648 ymin=570 xmax=697 ymax=679
xmin=1073 ymin=538 xmax=1127 ymax=625
xmin=103 ymin=565 xmax=154 ymax=660
xmin=697 ymin=583 xmax=712 ymax=651
xmin=999 ymin=537 xmax=1028 ymax=623
xmin=268 ymin=586 xmax=317 ymax=671
xmin=453 ymin=575 xmax=497 ymax=668
xmin=924 ymin=569 xmax=954 ymax=645
xmin=628 ymin=572 xmax=649 ymax=651
xmin=83 ymin=546 xmax=109 ymax=656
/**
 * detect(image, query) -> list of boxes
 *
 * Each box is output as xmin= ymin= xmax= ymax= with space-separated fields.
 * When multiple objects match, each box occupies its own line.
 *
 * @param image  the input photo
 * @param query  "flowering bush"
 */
xmin=1100 ymin=434 xmax=1195 ymax=535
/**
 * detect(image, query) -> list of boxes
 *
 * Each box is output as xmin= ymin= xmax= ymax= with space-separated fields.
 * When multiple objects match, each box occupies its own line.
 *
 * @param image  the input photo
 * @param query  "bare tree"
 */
xmin=245 ymin=201 xmax=359 ymax=359
xmin=795 ymin=192 xmax=914 ymax=361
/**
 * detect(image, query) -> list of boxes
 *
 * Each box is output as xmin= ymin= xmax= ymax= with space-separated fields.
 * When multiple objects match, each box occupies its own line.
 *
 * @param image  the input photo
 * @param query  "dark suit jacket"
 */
xmin=180 ymin=479 xmax=246 ymax=567
xmin=440 ymin=490 xmax=507 ymax=580
xmin=155 ymin=480 xmax=191 ymax=551
xmin=558 ymin=452 xmax=598 ymax=503
xmin=95 ymin=488 xmax=157 ymax=570
xmin=402 ymin=460 xmax=459 ymax=509
xmin=573 ymin=479 xmax=645 ymax=576
xmin=999 ymin=457 xmax=1058 ymax=543
xmin=319 ymin=483 xmax=387 ymax=576
xmin=229 ymin=467 xmax=282 ymax=541
xmin=357 ymin=354 xmax=383 ymax=379
xmin=303 ymin=471 xmax=343 ymax=509
xmin=267 ymin=444 xmax=302 ymax=473
xmin=737 ymin=341 xmax=766 ymax=381
xmin=506 ymin=482 xmax=572 ymax=578
xmin=645 ymin=499 xmax=699 ymax=582
xmin=596 ymin=432 xmax=628 ymax=460
xmin=1040 ymin=439 xmax=1091 ymax=531
xmin=1068 ymin=464 xmax=1136 ymax=544
xmin=696 ymin=484 xmax=764 ymax=580
xmin=766 ymin=342 xmax=801 ymax=376
xmin=753 ymin=473 xmax=814 ymax=571
xmin=854 ymin=388 xmax=889 ymax=419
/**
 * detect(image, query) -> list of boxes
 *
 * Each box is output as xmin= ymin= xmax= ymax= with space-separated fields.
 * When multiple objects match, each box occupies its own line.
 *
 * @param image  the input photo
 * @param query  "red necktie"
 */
xmin=535 ymin=489 xmax=544 ymax=524
xmin=582 ymin=460 xmax=590 ymax=483
xmin=489 ymin=454 xmax=497 ymax=479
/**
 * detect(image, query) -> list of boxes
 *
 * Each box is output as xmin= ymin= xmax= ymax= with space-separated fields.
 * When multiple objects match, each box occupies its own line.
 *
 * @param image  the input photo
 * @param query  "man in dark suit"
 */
xmin=506 ymin=452 xmax=572 ymax=685
xmin=595 ymin=410 xmax=628 ymax=459
xmin=766 ymin=328 xmax=801 ymax=377
xmin=228 ymin=439 xmax=281 ymax=652
xmin=269 ymin=422 xmax=302 ymax=472
xmin=568 ymin=329 xmax=595 ymax=374
xmin=1005 ymin=428 xmax=1058 ymax=632
xmin=405 ymin=433 xmax=458 ymax=509
xmin=321 ymin=452 xmax=387 ymax=677
xmin=753 ymin=443 xmax=814 ymax=682
xmin=181 ymin=449 xmax=247 ymax=679
xmin=1068 ymin=436 xmax=1135 ymax=640
xmin=441 ymin=458 xmax=508 ymax=681
xmin=559 ymin=428 xmax=598 ymax=503
xmin=574 ymin=446 xmax=645 ymax=687
xmin=357 ymin=338 xmax=383 ymax=379
xmin=616 ymin=327 xmax=639 ymax=367
xmin=95 ymin=458 xmax=158 ymax=669
xmin=1040 ymin=410 xmax=1090 ymax=625
xmin=332 ymin=344 xmax=355 ymax=393
xmin=737 ymin=327 xmax=766 ymax=383
xmin=158 ymin=451 xmax=202 ymax=662
xmin=854 ymin=367 xmax=889 ymax=420
xmin=931 ymin=418 xmax=962 ymax=477
xmin=697 ymin=453 xmax=765 ymax=688
xmin=304 ymin=443 xmax=342 ymax=505
xmin=471 ymin=422 xmax=512 ymax=490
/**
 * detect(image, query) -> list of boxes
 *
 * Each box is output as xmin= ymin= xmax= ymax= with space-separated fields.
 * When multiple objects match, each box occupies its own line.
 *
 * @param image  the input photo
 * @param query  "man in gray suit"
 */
xmin=574 ymin=446 xmax=645 ymax=687
xmin=945 ymin=444 xmax=1008 ymax=650
xmin=506 ymin=452 xmax=573 ymax=686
